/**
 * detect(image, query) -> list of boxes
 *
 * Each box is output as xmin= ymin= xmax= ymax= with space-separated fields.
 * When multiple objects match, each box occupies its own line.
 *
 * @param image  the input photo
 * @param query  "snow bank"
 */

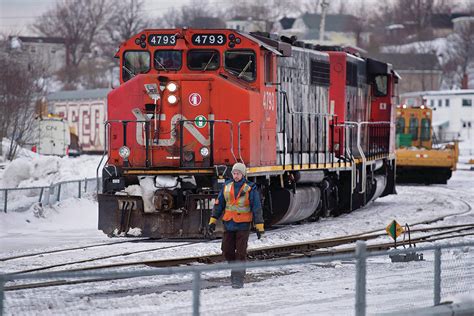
xmin=0 ymin=155 xmax=102 ymax=189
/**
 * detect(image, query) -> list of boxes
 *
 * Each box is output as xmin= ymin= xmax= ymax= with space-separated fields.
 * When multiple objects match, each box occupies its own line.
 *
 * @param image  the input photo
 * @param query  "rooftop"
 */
xmin=370 ymin=53 xmax=441 ymax=71
xmin=9 ymin=36 xmax=65 ymax=44
xmin=300 ymin=13 xmax=358 ymax=32
xmin=47 ymin=88 xmax=111 ymax=101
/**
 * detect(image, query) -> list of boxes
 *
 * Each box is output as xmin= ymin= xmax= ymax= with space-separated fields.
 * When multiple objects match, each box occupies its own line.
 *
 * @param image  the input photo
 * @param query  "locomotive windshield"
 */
xmin=154 ymin=50 xmax=182 ymax=70
xmin=122 ymin=51 xmax=150 ymax=82
xmin=224 ymin=50 xmax=256 ymax=81
xmin=187 ymin=50 xmax=219 ymax=70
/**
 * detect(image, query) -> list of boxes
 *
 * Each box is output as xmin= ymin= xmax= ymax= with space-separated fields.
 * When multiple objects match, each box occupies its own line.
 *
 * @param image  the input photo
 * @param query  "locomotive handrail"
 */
xmin=237 ymin=120 xmax=253 ymax=164
xmin=344 ymin=121 xmax=391 ymax=194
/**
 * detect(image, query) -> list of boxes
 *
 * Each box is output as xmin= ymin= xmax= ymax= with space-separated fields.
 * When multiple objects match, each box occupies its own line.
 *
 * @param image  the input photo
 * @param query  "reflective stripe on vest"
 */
xmin=222 ymin=181 xmax=252 ymax=223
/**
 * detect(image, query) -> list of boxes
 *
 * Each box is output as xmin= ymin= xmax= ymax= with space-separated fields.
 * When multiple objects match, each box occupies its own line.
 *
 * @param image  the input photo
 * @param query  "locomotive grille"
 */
xmin=310 ymin=60 xmax=330 ymax=86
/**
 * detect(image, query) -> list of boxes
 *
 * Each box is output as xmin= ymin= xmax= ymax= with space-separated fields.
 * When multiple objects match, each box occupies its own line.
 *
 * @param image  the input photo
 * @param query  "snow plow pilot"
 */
xmin=208 ymin=162 xmax=264 ymax=288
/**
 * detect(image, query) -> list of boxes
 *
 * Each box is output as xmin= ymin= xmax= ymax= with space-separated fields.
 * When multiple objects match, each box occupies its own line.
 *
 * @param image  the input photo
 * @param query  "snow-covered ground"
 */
xmin=1 ymin=157 xmax=474 ymax=315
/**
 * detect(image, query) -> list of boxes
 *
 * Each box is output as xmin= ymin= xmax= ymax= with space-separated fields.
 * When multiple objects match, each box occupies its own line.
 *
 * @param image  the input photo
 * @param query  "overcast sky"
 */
xmin=0 ymin=0 xmax=194 ymax=35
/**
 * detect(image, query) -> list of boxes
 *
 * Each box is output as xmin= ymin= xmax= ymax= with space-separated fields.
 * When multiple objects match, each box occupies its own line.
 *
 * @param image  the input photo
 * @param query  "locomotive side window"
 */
xmin=396 ymin=117 xmax=405 ymax=134
xmin=409 ymin=116 xmax=419 ymax=140
xmin=122 ymin=51 xmax=150 ymax=82
xmin=224 ymin=50 xmax=256 ymax=82
xmin=374 ymin=75 xmax=388 ymax=97
xmin=154 ymin=50 xmax=182 ymax=70
xmin=187 ymin=50 xmax=219 ymax=70
xmin=264 ymin=53 xmax=273 ymax=84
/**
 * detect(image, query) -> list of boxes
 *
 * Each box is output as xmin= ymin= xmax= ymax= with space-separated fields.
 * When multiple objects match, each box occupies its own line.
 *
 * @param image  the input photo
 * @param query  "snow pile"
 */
xmin=0 ymin=195 xmax=104 ymax=252
xmin=1 ymin=138 xmax=38 ymax=162
xmin=0 ymin=155 xmax=102 ymax=189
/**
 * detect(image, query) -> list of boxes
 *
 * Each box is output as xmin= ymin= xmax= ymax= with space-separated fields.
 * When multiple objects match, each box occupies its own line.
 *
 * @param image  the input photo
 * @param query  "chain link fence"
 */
xmin=1 ymin=241 xmax=473 ymax=315
xmin=0 ymin=178 xmax=101 ymax=213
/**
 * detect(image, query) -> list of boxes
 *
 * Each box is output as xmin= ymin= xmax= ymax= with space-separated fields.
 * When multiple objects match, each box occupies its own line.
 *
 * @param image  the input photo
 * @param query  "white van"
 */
xmin=32 ymin=117 xmax=71 ymax=156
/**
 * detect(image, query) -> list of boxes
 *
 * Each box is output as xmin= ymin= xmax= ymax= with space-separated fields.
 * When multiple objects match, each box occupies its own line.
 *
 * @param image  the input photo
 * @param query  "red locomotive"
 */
xmin=98 ymin=28 xmax=399 ymax=238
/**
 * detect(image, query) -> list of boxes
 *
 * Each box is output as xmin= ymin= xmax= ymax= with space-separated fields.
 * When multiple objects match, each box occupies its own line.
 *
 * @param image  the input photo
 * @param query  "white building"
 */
xmin=226 ymin=17 xmax=267 ymax=32
xmin=9 ymin=36 xmax=66 ymax=74
xmin=47 ymin=89 xmax=110 ymax=153
xmin=401 ymin=90 xmax=474 ymax=154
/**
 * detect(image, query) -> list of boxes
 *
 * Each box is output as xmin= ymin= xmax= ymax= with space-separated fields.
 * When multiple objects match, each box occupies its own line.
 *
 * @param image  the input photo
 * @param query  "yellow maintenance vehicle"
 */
xmin=395 ymin=106 xmax=458 ymax=184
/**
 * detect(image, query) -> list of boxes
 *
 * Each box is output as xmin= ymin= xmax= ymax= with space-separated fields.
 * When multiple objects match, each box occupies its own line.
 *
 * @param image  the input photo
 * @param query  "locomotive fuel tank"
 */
xmin=270 ymin=186 xmax=321 ymax=225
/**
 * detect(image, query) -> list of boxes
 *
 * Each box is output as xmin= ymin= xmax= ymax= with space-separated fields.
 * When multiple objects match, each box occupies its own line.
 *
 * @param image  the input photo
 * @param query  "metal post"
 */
xmin=3 ymin=190 xmax=7 ymax=213
xmin=78 ymin=181 xmax=82 ymax=199
xmin=57 ymin=184 xmax=61 ymax=202
xmin=39 ymin=187 xmax=44 ymax=203
xmin=434 ymin=247 xmax=441 ymax=305
xmin=192 ymin=271 xmax=201 ymax=316
xmin=0 ymin=275 xmax=4 ymax=316
xmin=355 ymin=240 xmax=367 ymax=316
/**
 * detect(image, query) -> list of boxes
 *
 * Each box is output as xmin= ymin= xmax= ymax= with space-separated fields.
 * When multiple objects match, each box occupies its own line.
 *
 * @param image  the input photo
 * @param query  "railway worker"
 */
xmin=208 ymin=162 xmax=264 ymax=288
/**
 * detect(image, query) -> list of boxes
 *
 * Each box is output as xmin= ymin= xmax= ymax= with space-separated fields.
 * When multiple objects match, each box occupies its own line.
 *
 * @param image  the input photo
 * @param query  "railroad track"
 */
xmin=4 ymin=239 xmax=216 ymax=275
xmin=0 ymin=238 xmax=152 ymax=262
xmin=3 ymin=191 xmax=471 ymax=271
xmin=5 ymin=223 xmax=474 ymax=292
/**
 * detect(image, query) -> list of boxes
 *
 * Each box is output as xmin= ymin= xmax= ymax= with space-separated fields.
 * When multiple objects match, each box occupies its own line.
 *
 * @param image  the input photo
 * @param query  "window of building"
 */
xmin=224 ymin=50 xmax=256 ymax=81
xmin=154 ymin=50 xmax=182 ymax=70
xmin=438 ymin=99 xmax=442 ymax=108
xmin=462 ymin=99 xmax=472 ymax=106
xmin=122 ymin=51 xmax=150 ymax=82
xmin=463 ymin=122 xmax=467 ymax=128
xmin=430 ymin=99 xmax=434 ymax=107
xmin=445 ymin=99 xmax=450 ymax=107
xmin=187 ymin=50 xmax=219 ymax=70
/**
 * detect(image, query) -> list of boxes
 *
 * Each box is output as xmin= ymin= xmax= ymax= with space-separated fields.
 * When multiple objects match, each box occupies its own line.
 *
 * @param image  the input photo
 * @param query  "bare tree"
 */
xmin=33 ymin=0 xmax=114 ymax=85
xmin=102 ymin=0 xmax=150 ymax=61
xmin=445 ymin=18 xmax=474 ymax=88
xmin=0 ymin=40 xmax=45 ymax=160
xmin=157 ymin=0 xmax=213 ymax=28
xmin=224 ymin=0 xmax=299 ymax=31
xmin=373 ymin=0 xmax=455 ymax=42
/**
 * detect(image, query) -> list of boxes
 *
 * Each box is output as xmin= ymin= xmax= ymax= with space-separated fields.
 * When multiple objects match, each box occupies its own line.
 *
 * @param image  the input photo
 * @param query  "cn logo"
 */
xmin=189 ymin=93 xmax=202 ymax=106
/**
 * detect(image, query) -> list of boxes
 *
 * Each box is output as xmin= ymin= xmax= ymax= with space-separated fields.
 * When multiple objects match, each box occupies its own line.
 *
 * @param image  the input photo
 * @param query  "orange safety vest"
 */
xmin=222 ymin=181 xmax=253 ymax=223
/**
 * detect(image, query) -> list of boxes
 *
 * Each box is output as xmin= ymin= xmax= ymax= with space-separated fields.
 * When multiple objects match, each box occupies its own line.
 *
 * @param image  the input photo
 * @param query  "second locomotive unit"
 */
xmin=98 ymin=28 xmax=399 ymax=238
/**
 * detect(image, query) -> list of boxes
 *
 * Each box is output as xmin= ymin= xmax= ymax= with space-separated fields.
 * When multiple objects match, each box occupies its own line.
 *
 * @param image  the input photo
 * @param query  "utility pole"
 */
xmin=319 ymin=0 xmax=330 ymax=42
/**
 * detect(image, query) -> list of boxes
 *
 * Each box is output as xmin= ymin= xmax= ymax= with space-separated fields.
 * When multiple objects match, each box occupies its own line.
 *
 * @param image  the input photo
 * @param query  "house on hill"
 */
xmin=9 ymin=36 xmax=66 ymax=73
xmin=370 ymin=53 xmax=442 ymax=95
xmin=275 ymin=13 xmax=365 ymax=46
xmin=226 ymin=16 xmax=267 ymax=32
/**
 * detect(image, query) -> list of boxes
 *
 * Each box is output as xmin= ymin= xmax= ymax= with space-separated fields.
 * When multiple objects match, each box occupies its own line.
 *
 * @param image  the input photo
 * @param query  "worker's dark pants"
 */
xmin=222 ymin=230 xmax=250 ymax=284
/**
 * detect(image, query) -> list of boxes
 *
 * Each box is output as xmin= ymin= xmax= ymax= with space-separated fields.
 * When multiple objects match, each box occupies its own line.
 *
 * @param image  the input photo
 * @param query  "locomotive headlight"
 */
xmin=119 ymin=146 xmax=131 ymax=159
xmin=200 ymin=146 xmax=210 ymax=157
xmin=167 ymin=94 xmax=178 ymax=104
xmin=166 ymin=82 xmax=178 ymax=92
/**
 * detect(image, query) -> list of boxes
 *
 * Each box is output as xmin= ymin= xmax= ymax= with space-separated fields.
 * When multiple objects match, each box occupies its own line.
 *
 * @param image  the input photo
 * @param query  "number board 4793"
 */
xmin=191 ymin=34 xmax=226 ymax=46
xmin=148 ymin=34 xmax=176 ymax=46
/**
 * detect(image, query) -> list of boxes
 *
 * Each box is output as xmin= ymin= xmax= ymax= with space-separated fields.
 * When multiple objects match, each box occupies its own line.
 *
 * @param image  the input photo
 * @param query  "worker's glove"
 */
xmin=208 ymin=217 xmax=217 ymax=235
xmin=255 ymin=223 xmax=264 ymax=240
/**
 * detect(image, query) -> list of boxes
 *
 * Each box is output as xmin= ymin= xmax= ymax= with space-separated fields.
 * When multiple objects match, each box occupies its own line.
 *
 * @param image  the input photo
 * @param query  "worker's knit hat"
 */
xmin=231 ymin=162 xmax=247 ymax=176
